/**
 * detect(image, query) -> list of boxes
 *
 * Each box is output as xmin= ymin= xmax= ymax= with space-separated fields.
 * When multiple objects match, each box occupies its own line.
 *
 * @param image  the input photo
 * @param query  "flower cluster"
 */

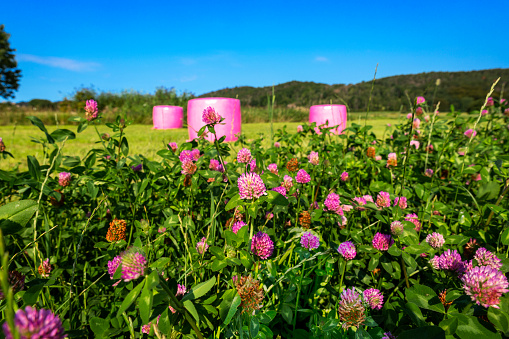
xmin=232 ymin=221 xmax=247 ymax=234
xmin=405 ymin=213 xmax=421 ymax=232
xmin=282 ymin=175 xmax=293 ymax=190
xmin=3 ymin=306 xmax=67 ymax=339
xmin=85 ymin=99 xmax=98 ymax=121
xmin=196 ymin=237 xmax=209 ymax=255
xmin=300 ymin=232 xmax=319 ymax=250
xmin=202 ymin=106 xmax=222 ymax=125
xmin=0 ymin=271 xmax=25 ymax=299
xmin=237 ymin=148 xmax=252 ymax=163
xmin=106 ymin=219 xmax=127 ymax=242
xmin=372 ymin=233 xmax=394 ymax=251
xmin=464 ymin=129 xmax=477 ymax=138
xmin=474 ymin=247 xmax=502 ymax=270
xmin=168 ymin=142 xmax=178 ymax=152
xmin=429 ymin=249 xmax=465 ymax=274
xmin=337 ymin=287 xmax=365 ymax=329
xmin=308 ymin=151 xmax=319 ymax=165
xmin=251 ymin=232 xmax=274 ymax=259
xmin=338 ymin=241 xmax=356 ymax=260
xmin=375 ymin=191 xmax=391 ymax=208
xmin=461 ymin=265 xmax=508 ymax=308
xmin=324 ymin=193 xmax=343 ymax=215
xmin=235 ymin=276 xmax=264 ymax=314
xmin=386 ymin=153 xmax=397 ymax=167
xmin=272 ymin=186 xmax=287 ymax=198
xmin=340 ymin=172 xmax=349 ymax=181
xmin=296 ymin=169 xmax=311 ymax=184
xmin=390 ymin=221 xmax=404 ymax=237
xmin=209 ymin=159 xmax=224 ymax=172
xmin=58 ymin=172 xmax=71 ymax=187
xmin=393 ymin=196 xmax=407 ymax=209
xmin=267 ymin=163 xmax=278 ymax=175
xmin=108 ymin=248 xmax=147 ymax=283
xmin=363 ymin=288 xmax=384 ymax=310
xmin=38 ymin=259 xmax=52 ymax=278
xmin=425 ymin=232 xmax=445 ymax=249
xmin=238 ymin=173 xmax=267 ymax=200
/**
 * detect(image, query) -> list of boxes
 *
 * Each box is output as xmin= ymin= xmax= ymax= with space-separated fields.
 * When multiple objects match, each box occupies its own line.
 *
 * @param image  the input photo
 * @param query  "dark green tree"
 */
xmin=0 ymin=24 xmax=22 ymax=99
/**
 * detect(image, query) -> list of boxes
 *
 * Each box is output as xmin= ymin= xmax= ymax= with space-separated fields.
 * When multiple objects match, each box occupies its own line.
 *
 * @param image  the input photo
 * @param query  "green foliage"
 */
xmin=0 ymin=25 xmax=21 ymax=99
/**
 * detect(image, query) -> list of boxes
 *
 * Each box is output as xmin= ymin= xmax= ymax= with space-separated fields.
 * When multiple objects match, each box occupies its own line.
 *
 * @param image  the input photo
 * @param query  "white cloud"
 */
xmin=18 ymin=54 xmax=100 ymax=72
xmin=315 ymin=56 xmax=329 ymax=62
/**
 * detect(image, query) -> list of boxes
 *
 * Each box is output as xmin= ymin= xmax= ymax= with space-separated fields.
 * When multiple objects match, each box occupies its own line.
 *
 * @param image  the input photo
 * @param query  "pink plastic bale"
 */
xmin=309 ymin=104 xmax=347 ymax=134
xmin=187 ymin=98 xmax=241 ymax=142
xmin=152 ymin=106 xmax=183 ymax=129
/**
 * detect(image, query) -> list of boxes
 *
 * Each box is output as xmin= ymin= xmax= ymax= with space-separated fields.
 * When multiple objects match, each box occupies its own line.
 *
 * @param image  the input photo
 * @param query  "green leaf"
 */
xmin=209 ymin=246 xmax=225 ymax=260
xmin=182 ymin=276 xmax=216 ymax=302
xmin=397 ymin=326 xmax=445 ymax=339
xmin=157 ymin=309 xmax=170 ymax=334
xmin=281 ymin=304 xmax=293 ymax=324
xmin=258 ymin=310 xmax=277 ymax=324
xmin=77 ymin=120 xmax=88 ymax=133
xmin=266 ymin=190 xmax=289 ymax=206
xmin=50 ymin=128 xmax=76 ymax=142
xmin=120 ymin=137 xmax=129 ymax=156
xmin=183 ymin=300 xmax=199 ymax=323
xmin=139 ymin=273 xmax=158 ymax=324
xmin=250 ymin=316 xmax=260 ymax=338
xmin=117 ymin=279 xmax=144 ymax=317
xmin=476 ymin=182 xmax=500 ymax=201
xmin=211 ymin=259 xmax=228 ymax=271
xmin=455 ymin=314 xmax=501 ymax=339
xmin=224 ymin=293 xmax=241 ymax=325
xmin=0 ymin=200 xmax=38 ymax=235
xmin=355 ymin=328 xmax=373 ymax=339
xmin=26 ymin=116 xmax=55 ymax=144
xmin=225 ymin=194 xmax=242 ymax=211
xmin=23 ymin=282 xmax=45 ymax=305
xmin=439 ymin=316 xmax=459 ymax=336
xmin=388 ymin=244 xmax=402 ymax=256
xmin=27 ymin=155 xmax=41 ymax=181
xmin=368 ymin=253 xmax=381 ymax=271
xmin=406 ymin=284 xmax=445 ymax=314
xmin=488 ymin=307 xmax=509 ymax=336
xmin=405 ymin=302 xmax=427 ymax=327
xmin=90 ymin=317 xmax=109 ymax=337
xmin=500 ymin=228 xmax=509 ymax=246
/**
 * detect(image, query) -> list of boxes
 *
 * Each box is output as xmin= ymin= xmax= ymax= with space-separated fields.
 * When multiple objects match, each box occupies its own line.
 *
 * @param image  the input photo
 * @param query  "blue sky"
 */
xmin=3 ymin=0 xmax=509 ymax=102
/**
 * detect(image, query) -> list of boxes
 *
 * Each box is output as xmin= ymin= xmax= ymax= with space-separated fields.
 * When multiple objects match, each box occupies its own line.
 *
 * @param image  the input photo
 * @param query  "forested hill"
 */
xmin=199 ymin=68 xmax=509 ymax=112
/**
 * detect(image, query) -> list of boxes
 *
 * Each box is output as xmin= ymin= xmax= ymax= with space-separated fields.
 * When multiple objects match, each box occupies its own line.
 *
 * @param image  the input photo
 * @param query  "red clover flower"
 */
xmin=363 ymin=288 xmax=384 ymax=310
xmin=338 ymin=241 xmax=356 ymax=260
xmin=295 ymin=169 xmax=311 ymax=184
xmin=251 ymin=232 xmax=274 ymax=259
xmin=238 ymin=173 xmax=267 ymax=200
xmin=3 ymin=306 xmax=67 ymax=339
xmin=474 ymin=247 xmax=502 ymax=270
xmin=300 ymin=232 xmax=319 ymax=250
xmin=85 ymin=99 xmax=98 ymax=121
xmin=237 ymin=148 xmax=252 ymax=163
xmin=390 ymin=221 xmax=404 ymax=237
xmin=232 ymin=221 xmax=247 ymax=234
xmin=196 ymin=237 xmax=209 ymax=255
xmin=324 ymin=193 xmax=343 ymax=215
xmin=267 ymin=163 xmax=278 ymax=175
xmin=308 ymin=151 xmax=319 ymax=165
xmin=337 ymin=287 xmax=365 ymax=329
xmin=202 ymin=106 xmax=222 ymax=125
xmin=375 ymin=191 xmax=391 ymax=208
xmin=426 ymin=232 xmax=445 ymax=249
xmin=58 ymin=172 xmax=71 ymax=187
xmin=372 ymin=233 xmax=394 ymax=251
xmin=461 ymin=265 xmax=508 ymax=308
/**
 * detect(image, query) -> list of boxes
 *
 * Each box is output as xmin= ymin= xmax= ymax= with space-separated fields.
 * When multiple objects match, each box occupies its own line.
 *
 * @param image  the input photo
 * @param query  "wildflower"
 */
xmin=0 ymin=271 xmax=25 ymax=299
xmin=416 ymin=96 xmax=425 ymax=104
xmin=272 ymin=186 xmax=287 ymax=198
xmin=389 ymin=221 xmax=403 ymax=237
xmin=382 ymin=332 xmax=397 ymax=339
xmin=393 ymin=196 xmax=407 ymax=209
xmin=353 ymin=197 xmax=367 ymax=210
xmin=232 ymin=221 xmax=247 ymax=234
xmin=413 ymin=118 xmax=421 ymax=129
xmin=106 ymin=219 xmax=127 ymax=242
xmin=364 ymin=195 xmax=374 ymax=203
xmin=168 ymin=142 xmax=178 ymax=152
xmin=238 ymin=173 xmax=267 ymax=200
xmin=405 ymin=213 xmax=421 ymax=232
xmin=471 ymin=173 xmax=481 ymax=181
xmin=282 ymin=175 xmax=293 ymax=190
xmin=339 ymin=215 xmax=348 ymax=228
xmin=179 ymin=150 xmax=194 ymax=163
xmin=267 ymin=163 xmax=278 ymax=175
xmin=425 ymin=168 xmax=434 ymax=177
xmin=432 ymin=249 xmax=465 ymax=274
xmin=158 ymin=226 xmax=166 ymax=233
xmin=38 ymin=259 xmax=52 ymax=278
xmin=296 ymin=169 xmax=311 ymax=183
xmin=416 ymin=107 xmax=423 ymax=116
xmin=372 ymin=233 xmax=394 ymax=251
xmin=286 ymin=158 xmax=299 ymax=172
xmin=375 ymin=191 xmax=391 ymax=208
xmin=85 ymin=99 xmax=98 ymax=121
xmin=121 ymin=250 xmax=147 ymax=281
xmin=274 ymin=142 xmax=281 ymax=148
xmin=337 ymin=287 xmax=365 ymax=329
xmin=375 ymin=155 xmax=382 ymax=161
xmin=406 ymin=113 xmax=412 ymax=119
xmin=363 ymin=288 xmax=384 ymax=310
xmin=426 ymin=232 xmax=445 ymax=249
xmin=308 ymin=151 xmax=319 ymax=165
xmin=474 ymin=248 xmax=502 ymax=270
xmin=183 ymin=174 xmax=192 ymax=187
xmin=461 ymin=265 xmax=508 ymax=308
xmin=486 ymin=97 xmax=494 ymax=107
xmin=301 ymin=232 xmax=319 ymax=250
xmin=297 ymin=125 xmax=303 ymax=132
xmin=176 ymin=284 xmax=187 ymax=297
xmin=202 ymin=106 xmax=222 ymax=125
xmin=131 ymin=164 xmax=142 ymax=172
xmin=0 ymin=138 xmax=5 ymax=152
xmin=265 ymin=211 xmax=274 ymax=220
xmin=141 ymin=324 xmax=151 ymax=334
xmin=237 ymin=148 xmax=252 ymax=163
xmin=324 ymin=193 xmax=343 ymax=215
xmin=251 ymin=232 xmax=274 ymax=259
xmin=424 ymin=115 xmax=430 ymax=122
xmin=481 ymin=109 xmax=488 ymax=116
xmin=338 ymin=241 xmax=356 ymax=260
xmin=464 ymin=129 xmax=477 ymax=138
xmin=386 ymin=153 xmax=397 ymax=167
xmin=410 ymin=140 xmax=420 ymax=149
xmin=108 ymin=255 xmax=122 ymax=279
xmin=181 ymin=160 xmax=197 ymax=175
xmin=340 ymin=172 xmax=349 ymax=181
xmin=58 ymin=172 xmax=71 ymax=187
xmin=235 ymin=276 xmax=264 ymax=314
xmin=209 ymin=159 xmax=224 ymax=172
xmin=2 ymin=306 xmax=66 ymax=339
xmin=248 ymin=159 xmax=257 ymax=172
xmin=366 ymin=147 xmax=376 ymax=158
xmin=196 ymin=237 xmax=209 ymax=255
xmin=298 ymin=211 xmax=311 ymax=228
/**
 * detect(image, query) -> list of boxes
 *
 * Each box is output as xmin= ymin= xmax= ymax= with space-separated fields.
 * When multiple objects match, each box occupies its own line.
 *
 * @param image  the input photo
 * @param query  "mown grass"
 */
xmin=0 ymin=117 xmax=403 ymax=171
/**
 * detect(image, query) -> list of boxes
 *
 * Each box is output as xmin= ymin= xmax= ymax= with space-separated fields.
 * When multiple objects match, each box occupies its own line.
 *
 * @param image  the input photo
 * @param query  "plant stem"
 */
xmin=293 ymin=261 xmax=306 ymax=332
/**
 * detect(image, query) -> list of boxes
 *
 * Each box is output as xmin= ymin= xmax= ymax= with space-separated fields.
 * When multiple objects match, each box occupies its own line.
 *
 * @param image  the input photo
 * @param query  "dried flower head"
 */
xmin=286 ymin=158 xmax=299 ymax=172
xmin=235 ymin=276 xmax=264 ymax=314
xmin=366 ymin=147 xmax=376 ymax=158
xmin=0 ymin=138 xmax=6 ymax=152
xmin=181 ymin=160 xmax=197 ymax=175
xmin=299 ymin=211 xmax=311 ymax=229
xmin=375 ymin=191 xmax=391 ymax=208
xmin=3 ymin=306 xmax=67 ymax=339
xmin=308 ymin=151 xmax=319 ymax=165
xmin=38 ymin=259 xmax=52 ymax=278
xmin=463 ymin=238 xmax=478 ymax=259
xmin=183 ymin=174 xmax=192 ymax=187
xmin=337 ymin=287 xmax=365 ymax=329
xmin=438 ymin=289 xmax=453 ymax=310
xmin=106 ymin=219 xmax=127 ymax=242
xmin=0 ymin=271 xmax=25 ymax=299
xmin=386 ymin=153 xmax=397 ymax=167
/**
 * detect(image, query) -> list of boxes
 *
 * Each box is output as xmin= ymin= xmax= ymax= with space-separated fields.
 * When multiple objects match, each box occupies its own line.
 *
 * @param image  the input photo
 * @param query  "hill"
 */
xmin=200 ymin=68 xmax=509 ymax=112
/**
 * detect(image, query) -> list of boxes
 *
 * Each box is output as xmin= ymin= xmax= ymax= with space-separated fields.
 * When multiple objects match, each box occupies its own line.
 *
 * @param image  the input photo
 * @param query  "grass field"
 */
xmin=0 ymin=117 xmax=404 ymax=171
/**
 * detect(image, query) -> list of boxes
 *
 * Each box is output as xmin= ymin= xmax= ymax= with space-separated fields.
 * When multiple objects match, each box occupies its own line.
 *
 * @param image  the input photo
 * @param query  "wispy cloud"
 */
xmin=18 ymin=54 xmax=100 ymax=72
xmin=315 ymin=56 xmax=329 ymax=62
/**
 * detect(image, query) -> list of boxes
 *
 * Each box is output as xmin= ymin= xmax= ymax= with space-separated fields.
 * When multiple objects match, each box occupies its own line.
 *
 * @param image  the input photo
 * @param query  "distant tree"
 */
xmin=0 ymin=25 xmax=22 ymax=99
